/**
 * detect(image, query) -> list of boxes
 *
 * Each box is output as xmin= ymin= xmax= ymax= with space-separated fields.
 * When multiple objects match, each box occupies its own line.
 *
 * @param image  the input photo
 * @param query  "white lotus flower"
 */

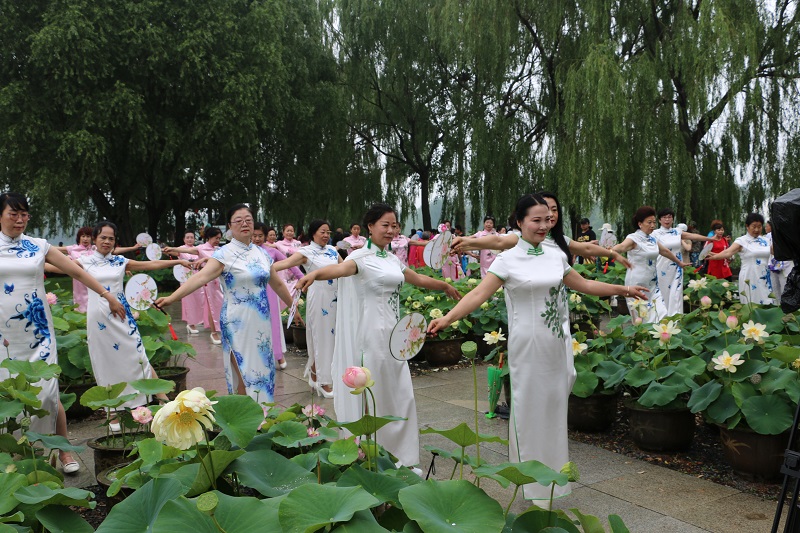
xmin=687 ymin=278 xmax=708 ymax=291
xmin=151 ymin=388 xmax=217 ymax=450
xmin=483 ymin=328 xmax=506 ymax=345
xmin=712 ymin=351 xmax=745 ymax=373
xmin=572 ymin=338 xmax=588 ymax=356
xmin=741 ymin=320 xmax=768 ymax=344
xmin=429 ymin=308 xmax=444 ymax=319
xmin=650 ymin=320 xmax=681 ymax=346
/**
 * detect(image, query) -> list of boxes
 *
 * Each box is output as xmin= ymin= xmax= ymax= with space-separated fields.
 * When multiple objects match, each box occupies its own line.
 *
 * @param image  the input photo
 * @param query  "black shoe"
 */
xmin=495 ymin=403 xmax=510 ymax=420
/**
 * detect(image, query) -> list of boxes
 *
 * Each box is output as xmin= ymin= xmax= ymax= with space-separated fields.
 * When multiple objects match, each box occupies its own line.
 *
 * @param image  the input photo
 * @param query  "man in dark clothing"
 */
xmin=575 ymin=218 xmax=596 ymax=264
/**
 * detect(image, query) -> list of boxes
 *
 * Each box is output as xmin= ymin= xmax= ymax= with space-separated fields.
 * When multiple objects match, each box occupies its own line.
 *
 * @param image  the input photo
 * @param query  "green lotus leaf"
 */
xmin=687 ymin=381 xmax=722 ymax=413
xmin=637 ymin=382 xmax=689 ymax=408
xmin=213 ymin=394 xmax=265 ymax=448
xmin=0 ymin=360 xmax=60 ymax=381
xmin=129 ymin=379 xmax=175 ymax=396
xmin=398 ymin=480 xmax=505 ymax=533
xmin=96 ymin=478 xmax=185 ymax=533
xmin=0 ymin=472 xmax=27 ymax=514
xmin=473 ymin=460 xmax=568 ymax=488
xmin=13 ymin=485 xmax=95 ymax=508
xmin=328 ymin=438 xmax=360 ymax=465
xmin=420 ymin=422 xmax=507 ymax=447
xmin=36 ymin=507 xmax=94 ymax=533
xmin=510 ymin=508 xmax=580 ymax=532
xmin=338 ymin=464 xmax=410 ymax=507
xmin=741 ymin=395 xmax=794 ymax=435
xmin=278 ymin=484 xmax=380 ymax=532
xmin=571 ymin=371 xmax=599 ymax=398
xmin=328 ymin=415 xmax=406 ymax=437
xmin=226 ymin=448 xmax=315 ymax=497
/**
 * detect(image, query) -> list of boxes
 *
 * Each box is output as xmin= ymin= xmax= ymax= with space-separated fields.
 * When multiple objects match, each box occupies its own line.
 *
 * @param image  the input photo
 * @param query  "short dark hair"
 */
xmin=308 ymin=219 xmax=331 ymax=239
xmin=632 ymin=206 xmax=657 ymax=228
xmin=580 ymin=217 xmax=590 ymax=224
xmin=710 ymin=221 xmax=724 ymax=231
xmin=483 ymin=215 xmax=495 ymax=224
xmin=253 ymin=222 xmax=268 ymax=233
xmin=657 ymin=207 xmax=675 ymax=219
xmin=226 ymin=203 xmax=253 ymax=224
xmin=745 ymin=213 xmax=765 ymax=227
xmin=350 ymin=222 xmax=360 ymax=231
xmin=76 ymin=227 xmax=93 ymax=244
xmin=0 ymin=192 xmax=29 ymax=213
xmin=92 ymin=220 xmax=118 ymax=240
xmin=362 ymin=203 xmax=396 ymax=230
xmin=204 ymin=227 xmax=222 ymax=240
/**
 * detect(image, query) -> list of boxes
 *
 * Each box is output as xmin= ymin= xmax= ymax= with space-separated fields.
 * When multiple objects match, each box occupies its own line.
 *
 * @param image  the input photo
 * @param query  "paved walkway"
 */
xmin=62 ymin=304 xmax=787 ymax=532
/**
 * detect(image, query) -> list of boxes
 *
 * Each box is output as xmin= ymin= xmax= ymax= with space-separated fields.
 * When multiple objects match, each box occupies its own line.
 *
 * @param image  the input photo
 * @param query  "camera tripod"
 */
xmin=772 ymin=399 xmax=800 ymax=532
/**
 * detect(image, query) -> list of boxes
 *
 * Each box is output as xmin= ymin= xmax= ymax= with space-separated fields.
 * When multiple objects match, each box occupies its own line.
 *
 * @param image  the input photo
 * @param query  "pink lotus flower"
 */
xmin=354 ymin=437 xmax=366 ymax=460
xmin=700 ymin=295 xmax=712 ymax=308
xmin=726 ymin=316 xmax=739 ymax=330
xmin=131 ymin=406 xmax=153 ymax=424
xmin=2 ymin=338 xmax=8 ymax=348
xmin=46 ymin=292 xmax=57 ymax=305
xmin=302 ymin=404 xmax=325 ymax=417
xmin=633 ymin=317 xmax=643 ymax=326
xmin=307 ymin=428 xmax=320 ymax=437
xmin=342 ymin=366 xmax=374 ymax=394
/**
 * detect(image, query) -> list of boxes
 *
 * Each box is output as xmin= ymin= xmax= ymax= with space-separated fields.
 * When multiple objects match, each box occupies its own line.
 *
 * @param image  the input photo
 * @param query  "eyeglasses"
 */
xmin=231 ymin=217 xmax=254 ymax=226
xmin=6 ymin=212 xmax=31 ymax=221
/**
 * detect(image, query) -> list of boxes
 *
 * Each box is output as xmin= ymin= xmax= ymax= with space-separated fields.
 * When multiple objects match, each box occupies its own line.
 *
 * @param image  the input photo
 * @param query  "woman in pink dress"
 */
xmin=253 ymin=223 xmax=304 ymax=369
xmin=164 ymin=227 xmax=223 ymax=344
xmin=56 ymin=227 xmax=94 ymax=312
xmin=391 ymin=231 xmax=410 ymax=265
xmin=342 ymin=223 xmax=367 ymax=255
xmin=275 ymin=224 xmax=302 ymax=257
xmin=471 ymin=216 xmax=499 ymax=278
xmin=163 ymin=230 xmax=206 ymax=334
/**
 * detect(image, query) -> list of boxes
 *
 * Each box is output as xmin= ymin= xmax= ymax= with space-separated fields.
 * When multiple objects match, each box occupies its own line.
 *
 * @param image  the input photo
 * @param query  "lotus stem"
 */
xmin=367 ymin=387 xmax=378 ymax=473
xmin=505 ymin=485 xmax=519 ymax=517
xmin=472 ymin=357 xmax=480 ymax=487
xmin=210 ymin=514 xmax=228 ymax=533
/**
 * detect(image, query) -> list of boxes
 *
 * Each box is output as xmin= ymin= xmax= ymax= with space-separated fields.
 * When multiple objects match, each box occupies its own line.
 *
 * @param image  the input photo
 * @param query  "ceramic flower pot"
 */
xmin=291 ymin=326 xmax=307 ymax=349
xmin=96 ymin=463 xmax=135 ymax=507
xmin=625 ymin=400 xmax=695 ymax=452
xmin=568 ymin=392 xmax=618 ymax=433
xmin=284 ymin=324 xmax=294 ymax=345
xmin=718 ymin=425 xmax=791 ymax=482
xmin=88 ymin=432 xmax=153 ymax=478
xmin=156 ymin=366 xmax=190 ymax=400
xmin=419 ymin=338 xmax=465 ymax=367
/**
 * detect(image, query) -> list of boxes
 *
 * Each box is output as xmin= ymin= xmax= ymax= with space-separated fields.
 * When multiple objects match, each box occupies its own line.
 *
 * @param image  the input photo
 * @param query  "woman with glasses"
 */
xmin=0 ymin=192 xmax=126 ymax=474
xmin=612 ymin=206 xmax=691 ymax=323
xmin=156 ymin=205 xmax=294 ymax=401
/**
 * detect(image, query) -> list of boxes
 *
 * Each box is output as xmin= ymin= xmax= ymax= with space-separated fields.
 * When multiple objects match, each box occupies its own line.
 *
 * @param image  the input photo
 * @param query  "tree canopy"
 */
xmin=1 ymin=0 xmax=799 ymax=239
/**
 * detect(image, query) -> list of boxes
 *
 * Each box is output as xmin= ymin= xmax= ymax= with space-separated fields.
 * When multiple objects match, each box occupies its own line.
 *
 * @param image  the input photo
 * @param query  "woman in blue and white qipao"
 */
xmin=156 ymin=204 xmax=294 ymax=402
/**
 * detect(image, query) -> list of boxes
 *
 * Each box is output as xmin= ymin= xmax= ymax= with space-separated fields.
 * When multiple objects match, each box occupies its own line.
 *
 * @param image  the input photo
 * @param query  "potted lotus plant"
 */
xmin=688 ymin=307 xmax=800 ymax=481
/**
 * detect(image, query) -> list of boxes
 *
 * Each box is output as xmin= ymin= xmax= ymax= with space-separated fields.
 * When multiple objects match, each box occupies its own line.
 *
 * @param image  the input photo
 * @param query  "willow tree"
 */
xmin=458 ymin=0 xmax=800 ymax=229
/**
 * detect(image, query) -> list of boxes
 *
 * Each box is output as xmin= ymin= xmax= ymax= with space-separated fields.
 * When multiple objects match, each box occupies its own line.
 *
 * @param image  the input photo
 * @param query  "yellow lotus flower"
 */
xmin=569 ymin=293 xmax=582 ymax=304
xmin=712 ymin=351 xmax=745 ymax=373
xmin=650 ymin=320 xmax=681 ymax=346
xmin=741 ymin=320 xmax=768 ymax=344
xmin=467 ymin=278 xmax=478 ymax=286
xmin=424 ymin=296 xmax=435 ymax=303
xmin=429 ymin=308 xmax=444 ymax=319
xmin=571 ymin=338 xmax=588 ymax=356
xmin=152 ymin=387 xmax=217 ymax=450
xmin=450 ymin=320 xmax=460 ymax=329
xmin=792 ymin=358 xmax=800 ymax=370
xmin=483 ymin=328 xmax=506 ymax=345
xmin=480 ymin=302 xmax=490 ymax=310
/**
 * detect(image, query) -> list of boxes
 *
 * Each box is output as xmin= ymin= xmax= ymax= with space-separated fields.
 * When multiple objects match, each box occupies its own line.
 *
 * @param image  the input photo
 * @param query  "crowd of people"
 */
xmin=0 ymin=188 xmax=792 ymax=502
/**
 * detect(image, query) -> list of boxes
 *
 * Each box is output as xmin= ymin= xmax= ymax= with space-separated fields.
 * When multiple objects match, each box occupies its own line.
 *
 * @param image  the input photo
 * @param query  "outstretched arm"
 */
xmin=268 ymin=267 xmax=295 ymax=307
xmin=295 ymin=261 xmax=358 ymax=292
xmin=427 ymin=274 xmax=503 ymax=334
xmin=404 ymin=269 xmax=461 ymax=300
xmin=155 ymin=259 xmax=224 ymax=306
xmin=45 ymin=248 xmax=126 ymax=320
xmin=568 ymin=240 xmax=632 ymax=269
xmin=127 ymin=259 xmax=192 ymax=272
xmin=452 ymin=234 xmax=516 ymax=253
xmin=707 ymin=242 xmax=742 ymax=261
xmin=113 ymin=243 xmax=142 ymax=255
xmin=564 ymin=269 xmax=648 ymax=299
xmin=657 ymin=242 xmax=692 ymax=267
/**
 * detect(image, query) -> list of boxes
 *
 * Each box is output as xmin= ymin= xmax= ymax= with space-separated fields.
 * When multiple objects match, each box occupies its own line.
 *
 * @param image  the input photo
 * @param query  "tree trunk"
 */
xmin=420 ymin=169 xmax=432 ymax=231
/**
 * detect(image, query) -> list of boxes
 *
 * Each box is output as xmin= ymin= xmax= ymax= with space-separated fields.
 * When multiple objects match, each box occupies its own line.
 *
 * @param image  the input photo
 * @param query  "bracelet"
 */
xmin=99 ymin=290 xmax=110 ymax=298
xmin=625 ymin=286 xmax=630 ymax=297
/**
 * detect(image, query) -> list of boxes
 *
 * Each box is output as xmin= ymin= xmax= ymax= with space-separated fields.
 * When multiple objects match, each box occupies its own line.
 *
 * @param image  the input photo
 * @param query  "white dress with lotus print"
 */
xmin=0 ymin=232 xmax=58 ymax=433
xmin=297 ymin=242 xmax=339 ymax=386
xmin=488 ymin=238 xmax=572 ymax=501
xmin=332 ymin=245 xmax=419 ymax=467
xmin=624 ymin=230 xmax=667 ymax=323
xmin=734 ymin=235 xmax=774 ymax=305
xmin=213 ymin=239 xmax=276 ymax=402
xmin=80 ymin=252 xmax=154 ymax=410
xmin=652 ymin=226 xmax=684 ymax=317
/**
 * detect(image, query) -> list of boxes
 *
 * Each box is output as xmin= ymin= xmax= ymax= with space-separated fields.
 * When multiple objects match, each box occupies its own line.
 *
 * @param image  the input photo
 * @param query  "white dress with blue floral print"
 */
xmin=80 ymin=252 xmax=154 ymax=409
xmin=624 ymin=230 xmax=667 ymax=323
xmin=0 ymin=232 xmax=59 ymax=433
xmin=212 ymin=239 xmax=275 ymax=402
xmin=733 ymin=235 xmax=773 ymax=305
xmin=297 ymin=242 xmax=339 ymax=386
xmin=653 ymin=226 xmax=684 ymax=316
